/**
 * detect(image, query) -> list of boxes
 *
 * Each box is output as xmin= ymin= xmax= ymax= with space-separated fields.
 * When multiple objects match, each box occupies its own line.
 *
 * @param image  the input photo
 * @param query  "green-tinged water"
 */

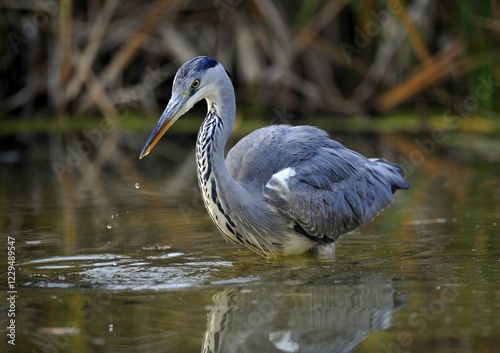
xmin=0 ymin=129 xmax=498 ymax=353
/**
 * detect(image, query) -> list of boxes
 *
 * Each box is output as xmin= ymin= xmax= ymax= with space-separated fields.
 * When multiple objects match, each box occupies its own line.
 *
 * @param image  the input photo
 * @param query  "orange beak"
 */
xmin=139 ymin=96 xmax=185 ymax=159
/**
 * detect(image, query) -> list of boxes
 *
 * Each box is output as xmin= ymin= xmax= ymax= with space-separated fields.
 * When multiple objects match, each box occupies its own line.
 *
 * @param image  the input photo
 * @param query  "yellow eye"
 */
xmin=191 ymin=79 xmax=200 ymax=88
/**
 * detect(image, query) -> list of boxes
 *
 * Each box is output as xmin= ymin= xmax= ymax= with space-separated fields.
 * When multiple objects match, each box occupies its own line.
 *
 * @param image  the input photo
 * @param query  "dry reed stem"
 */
xmin=76 ymin=0 xmax=175 ymax=114
xmin=66 ymin=0 xmax=120 ymax=102
xmin=56 ymin=0 xmax=73 ymax=117
xmin=389 ymin=0 xmax=430 ymax=62
xmin=294 ymin=0 xmax=350 ymax=52
xmin=376 ymin=40 xmax=465 ymax=112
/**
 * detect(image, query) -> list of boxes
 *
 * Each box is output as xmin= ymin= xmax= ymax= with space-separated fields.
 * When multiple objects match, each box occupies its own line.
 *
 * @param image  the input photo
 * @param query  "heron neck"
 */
xmin=205 ymin=98 xmax=234 ymax=154
xmin=196 ymin=89 xmax=239 ymax=201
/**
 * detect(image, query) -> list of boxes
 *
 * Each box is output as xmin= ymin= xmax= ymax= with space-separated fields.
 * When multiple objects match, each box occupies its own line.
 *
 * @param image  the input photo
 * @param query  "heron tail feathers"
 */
xmin=370 ymin=158 xmax=410 ymax=192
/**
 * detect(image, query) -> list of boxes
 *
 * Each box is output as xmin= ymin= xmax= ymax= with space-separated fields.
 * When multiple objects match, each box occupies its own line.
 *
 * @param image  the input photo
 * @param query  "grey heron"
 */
xmin=140 ymin=56 xmax=409 ymax=257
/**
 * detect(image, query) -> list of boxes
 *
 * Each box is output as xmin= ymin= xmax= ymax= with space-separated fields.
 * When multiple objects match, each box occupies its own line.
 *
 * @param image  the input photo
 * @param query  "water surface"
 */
xmin=0 ymin=130 xmax=498 ymax=353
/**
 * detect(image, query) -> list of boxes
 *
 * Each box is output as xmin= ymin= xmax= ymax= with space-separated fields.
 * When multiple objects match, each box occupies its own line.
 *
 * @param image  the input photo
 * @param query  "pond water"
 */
xmin=0 ymin=129 xmax=498 ymax=353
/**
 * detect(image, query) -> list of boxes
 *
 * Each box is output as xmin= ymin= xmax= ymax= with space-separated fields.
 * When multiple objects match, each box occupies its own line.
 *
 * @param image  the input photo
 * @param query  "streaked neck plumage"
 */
xmin=193 ymin=69 xmax=283 ymax=257
xmin=195 ymin=71 xmax=235 ymax=187
xmin=195 ymin=75 xmax=243 ymax=239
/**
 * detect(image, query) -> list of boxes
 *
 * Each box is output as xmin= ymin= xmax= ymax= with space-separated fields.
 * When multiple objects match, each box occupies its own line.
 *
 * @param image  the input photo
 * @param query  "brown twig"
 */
xmin=56 ymin=0 xmax=73 ymax=118
xmin=75 ymin=0 xmax=174 ymax=114
xmin=375 ymin=40 xmax=465 ymax=112
xmin=294 ymin=0 xmax=351 ymax=52
xmin=390 ymin=0 xmax=431 ymax=62
xmin=65 ymin=0 xmax=120 ymax=102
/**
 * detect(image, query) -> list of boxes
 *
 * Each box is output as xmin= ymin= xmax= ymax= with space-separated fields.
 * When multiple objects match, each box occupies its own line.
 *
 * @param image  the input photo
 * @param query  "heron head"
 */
xmin=139 ymin=56 xmax=229 ymax=159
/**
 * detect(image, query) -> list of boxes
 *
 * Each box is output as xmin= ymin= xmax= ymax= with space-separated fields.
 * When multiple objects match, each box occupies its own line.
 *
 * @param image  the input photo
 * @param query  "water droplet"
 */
xmin=107 ymin=224 xmax=112 ymax=229
xmin=135 ymin=183 xmax=140 ymax=189
xmin=111 ymin=215 xmax=114 ymax=219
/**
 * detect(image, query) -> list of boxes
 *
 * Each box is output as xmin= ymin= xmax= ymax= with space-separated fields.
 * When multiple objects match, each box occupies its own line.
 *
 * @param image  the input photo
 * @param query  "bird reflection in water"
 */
xmin=202 ymin=276 xmax=405 ymax=353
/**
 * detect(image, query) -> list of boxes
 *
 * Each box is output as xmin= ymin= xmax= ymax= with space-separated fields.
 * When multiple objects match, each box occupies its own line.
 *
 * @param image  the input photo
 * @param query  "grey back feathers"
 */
xmin=227 ymin=125 xmax=409 ymax=244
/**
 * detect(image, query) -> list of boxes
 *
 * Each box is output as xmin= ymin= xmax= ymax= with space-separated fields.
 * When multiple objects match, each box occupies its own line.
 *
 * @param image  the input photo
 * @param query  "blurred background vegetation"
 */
xmin=1 ymin=4 xmax=499 ymax=353
xmin=1 ymin=0 xmax=499 ymax=129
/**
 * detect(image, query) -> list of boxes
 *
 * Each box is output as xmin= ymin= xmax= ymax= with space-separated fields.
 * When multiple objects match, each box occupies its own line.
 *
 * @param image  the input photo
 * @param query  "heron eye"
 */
xmin=191 ymin=79 xmax=200 ymax=88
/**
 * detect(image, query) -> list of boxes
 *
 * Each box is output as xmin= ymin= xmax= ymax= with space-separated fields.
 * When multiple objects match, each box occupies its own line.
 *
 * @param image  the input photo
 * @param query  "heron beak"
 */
xmin=139 ymin=95 xmax=186 ymax=159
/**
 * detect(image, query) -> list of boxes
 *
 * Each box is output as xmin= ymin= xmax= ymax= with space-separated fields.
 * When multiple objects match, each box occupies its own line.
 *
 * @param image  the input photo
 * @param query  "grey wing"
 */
xmin=261 ymin=133 xmax=409 ymax=243
xmin=226 ymin=125 xmax=335 ymax=188
xmin=226 ymin=124 xmax=408 ymax=243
